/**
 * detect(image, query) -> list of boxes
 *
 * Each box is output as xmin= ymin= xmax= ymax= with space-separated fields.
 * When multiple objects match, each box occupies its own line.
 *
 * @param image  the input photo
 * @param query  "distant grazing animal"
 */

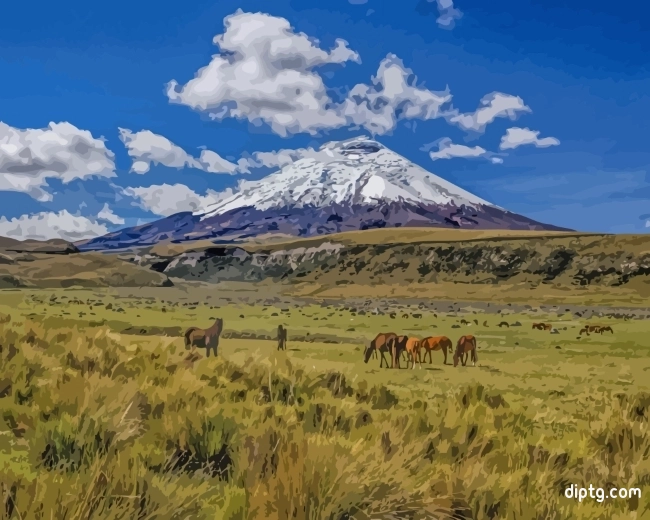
xmin=482 ymin=321 xmax=488 ymax=327
xmin=453 ymin=335 xmax=478 ymax=367
xmin=473 ymin=319 xmax=479 ymax=325
xmin=387 ymin=335 xmax=410 ymax=369
xmin=364 ymin=332 xmax=397 ymax=368
xmin=184 ymin=318 xmax=223 ymax=358
xmin=586 ymin=325 xmax=603 ymax=333
xmin=460 ymin=319 xmax=470 ymax=325
xmin=597 ymin=326 xmax=614 ymax=334
xmin=277 ymin=325 xmax=288 ymax=351
xmin=532 ymin=322 xmax=552 ymax=331
xmin=420 ymin=336 xmax=452 ymax=365
xmin=497 ymin=321 xmax=510 ymax=328
xmin=404 ymin=337 xmax=422 ymax=370
xmin=579 ymin=327 xmax=590 ymax=336
xmin=402 ymin=313 xmax=409 ymax=319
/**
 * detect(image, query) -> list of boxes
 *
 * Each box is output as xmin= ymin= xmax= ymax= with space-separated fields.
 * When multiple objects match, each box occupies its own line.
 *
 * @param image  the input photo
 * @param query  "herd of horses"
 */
xmin=183 ymin=317 xmax=612 ymax=367
xmin=363 ymin=332 xmax=477 ymax=370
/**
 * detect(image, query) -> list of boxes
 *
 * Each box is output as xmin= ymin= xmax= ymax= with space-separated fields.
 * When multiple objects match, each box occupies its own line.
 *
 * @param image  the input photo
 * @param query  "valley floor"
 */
xmin=1 ymin=285 xmax=649 ymax=519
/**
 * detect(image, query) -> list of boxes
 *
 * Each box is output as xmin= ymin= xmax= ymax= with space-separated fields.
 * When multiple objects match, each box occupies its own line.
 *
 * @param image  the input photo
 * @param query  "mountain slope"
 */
xmin=78 ymin=136 xmax=569 ymax=251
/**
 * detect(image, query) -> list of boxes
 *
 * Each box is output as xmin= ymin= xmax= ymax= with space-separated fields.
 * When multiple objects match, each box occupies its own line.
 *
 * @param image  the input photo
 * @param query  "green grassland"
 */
xmin=1 ymin=286 xmax=650 ymax=519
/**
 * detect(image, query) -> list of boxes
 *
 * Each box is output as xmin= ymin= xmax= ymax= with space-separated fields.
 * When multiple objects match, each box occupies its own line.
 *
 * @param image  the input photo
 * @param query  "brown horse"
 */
xmin=364 ymin=332 xmax=397 ymax=368
xmin=387 ymin=335 xmax=409 ymax=369
xmin=184 ymin=318 xmax=223 ymax=358
xmin=420 ymin=336 xmax=452 ymax=365
xmin=404 ymin=337 xmax=422 ymax=370
xmin=598 ymin=326 xmax=614 ymax=334
xmin=453 ymin=335 xmax=478 ymax=367
xmin=533 ymin=322 xmax=552 ymax=331
xmin=586 ymin=324 xmax=603 ymax=333
xmin=277 ymin=325 xmax=288 ymax=350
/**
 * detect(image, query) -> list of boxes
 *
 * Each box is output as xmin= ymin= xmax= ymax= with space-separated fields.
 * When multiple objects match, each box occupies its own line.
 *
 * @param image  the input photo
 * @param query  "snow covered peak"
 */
xmin=198 ymin=136 xmax=496 ymax=218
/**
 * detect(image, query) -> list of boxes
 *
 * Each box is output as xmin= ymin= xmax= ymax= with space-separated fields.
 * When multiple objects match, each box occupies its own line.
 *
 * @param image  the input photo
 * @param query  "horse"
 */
xmin=420 ymin=336 xmax=452 ymax=364
xmin=387 ymin=335 xmax=409 ymax=369
xmin=277 ymin=325 xmax=288 ymax=351
xmin=532 ymin=323 xmax=546 ymax=330
xmin=586 ymin=325 xmax=603 ymax=333
xmin=404 ymin=337 xmax=422 ymax=370
xmin=184 ymin=318 xmax=223 ymax=358
xmin=453 ymin=335 xmax=478 ymax=367
xmin=364 ymin=332 xmax=397 ymax=368
xmin=598 ymin=326 xmax=614 ymax=334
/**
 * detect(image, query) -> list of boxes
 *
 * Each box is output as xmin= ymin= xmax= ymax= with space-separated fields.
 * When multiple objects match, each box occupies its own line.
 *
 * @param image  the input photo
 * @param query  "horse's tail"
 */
xmin=184 ymin=327 xmax=198 ymax=347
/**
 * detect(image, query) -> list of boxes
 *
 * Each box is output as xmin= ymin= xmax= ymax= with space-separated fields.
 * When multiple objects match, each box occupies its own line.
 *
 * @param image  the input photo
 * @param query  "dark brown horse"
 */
xmin=532 ymin=322 xmax=552 ymax=331
xmin=184 ymin=318 xmax=223 ymax=358
xmin=453 ymin=335 xmax=478 ymax=367
xmin=387 ymin=335 xmax=409 ymax=369
xmin=364 ymin=332 xmax=397 ymax=368
xmin=277 ymin=325 xmax=288 ymax=350
xmin=419 ymin=336 xmax=452 ymax=364
xmin=586 ymin=324 xmax=604 ymax=333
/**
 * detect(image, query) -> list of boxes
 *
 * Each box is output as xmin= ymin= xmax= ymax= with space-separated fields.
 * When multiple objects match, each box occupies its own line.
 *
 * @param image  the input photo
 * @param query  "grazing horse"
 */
xmin=420 ymin=336 xmax=452 ymax=365
xmin=364 ymin=332 xmax=397 ymax=368
xmin=184 ymin=318 xmax=223 ymax=358
xmin=277 ymin=325 xmax=288 ymax=351
xmin=453 ymin=335 xmax=478 ymax=367
xmin=404 ymin=337 xmax=422 ymax=370
xmin=598 ymin=326 xmax=614 ymax=334
xmin=498 ymin=321 xmax=510 ymax=328
xmin=387 ymin=335 xmax=409 ymax=369
xmin=533 ymin=322 xmax=552 ymax=331
xmin=587 ymin=325 xmax=603 ymax=333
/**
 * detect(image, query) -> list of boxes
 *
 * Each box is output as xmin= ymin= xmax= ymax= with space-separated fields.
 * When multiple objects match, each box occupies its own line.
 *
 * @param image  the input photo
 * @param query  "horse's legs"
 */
xmin=443 ymin=347 xmax=447 ymax=365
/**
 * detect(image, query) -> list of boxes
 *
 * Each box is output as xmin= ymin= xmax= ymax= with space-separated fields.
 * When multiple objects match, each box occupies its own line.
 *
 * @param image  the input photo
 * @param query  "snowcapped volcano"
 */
xmin=199 ymin=136 xmax=495 ymax=218
xmin=78 ymin=136 xmax=567 ymax=251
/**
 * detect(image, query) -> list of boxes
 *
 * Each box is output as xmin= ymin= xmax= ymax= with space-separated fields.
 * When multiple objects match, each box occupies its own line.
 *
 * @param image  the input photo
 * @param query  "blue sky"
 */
xmin=1 ymin=0 xmax=649 ymax=239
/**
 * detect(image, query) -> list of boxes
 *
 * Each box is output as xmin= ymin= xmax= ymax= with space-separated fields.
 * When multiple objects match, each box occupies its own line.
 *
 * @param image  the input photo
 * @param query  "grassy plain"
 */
xmin=1 ymin=286 xmax=649 ymax=519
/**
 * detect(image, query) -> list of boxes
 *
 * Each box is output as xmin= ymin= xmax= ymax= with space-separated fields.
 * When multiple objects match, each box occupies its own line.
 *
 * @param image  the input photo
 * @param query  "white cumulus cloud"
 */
xmin=426 ymin=137 xmax=501 ymax=163
xmin=432 ymin=0 xmax=463 ymax=29
xmin=0 ymin=121 xmax=115 ymax=202
xmin=166 ymin=10 xmax=359 ymax=137
xmin=118 ymin=128 xmax=238 ymax=175
xmin=342 ymin=54 xmax=452 ymax=135
xmin=123 ymin=183 xmax=235 ymax=217
xmin=499 ymin=127 xmax=560 ymax=150
xmin=446 ymin=93 xmax=531 ymax=134
xmin=97 ymin=203 xmax=125 ymax=225
xmin=0 ymin=210 xmax=109 ymax=241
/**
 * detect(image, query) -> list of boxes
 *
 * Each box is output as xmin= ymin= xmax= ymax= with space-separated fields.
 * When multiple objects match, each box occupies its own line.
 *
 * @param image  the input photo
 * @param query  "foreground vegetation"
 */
xmin=1 ymin=288 xmax=650 ymax=519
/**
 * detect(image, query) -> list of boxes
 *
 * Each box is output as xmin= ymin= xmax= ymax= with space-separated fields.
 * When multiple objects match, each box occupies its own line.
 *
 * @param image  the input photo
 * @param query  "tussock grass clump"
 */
xmin=0 ymin=319 xmax=648 ymax=519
